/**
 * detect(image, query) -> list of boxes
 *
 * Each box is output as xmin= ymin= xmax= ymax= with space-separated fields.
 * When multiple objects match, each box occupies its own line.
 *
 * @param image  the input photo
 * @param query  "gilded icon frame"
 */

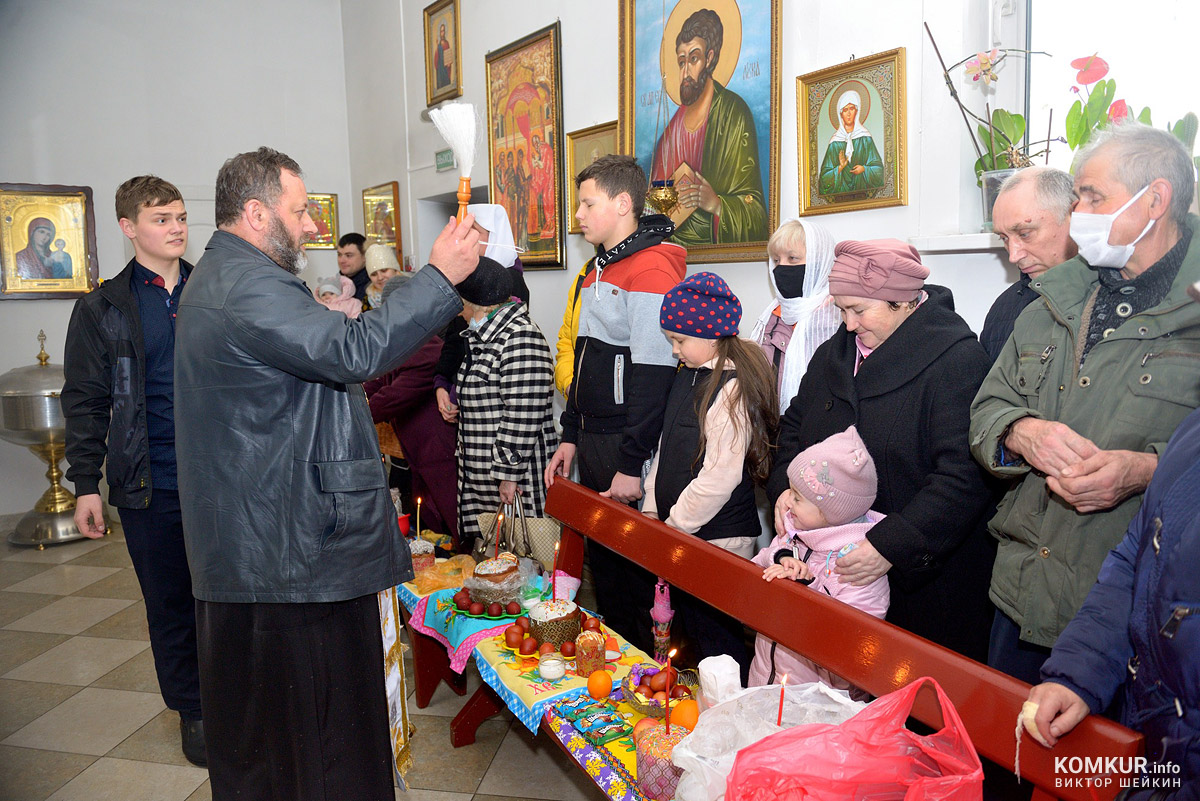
xmin=423 ymin=0 xmax=462 ymax=107
xmin=362 ymin=182 xmax=402 ymax=257
xmin=565 ymin=121 xmax=619 ymax=235
xmin=305 ymin=193 xmax=339 ymax=249
xmin=797 ymin=48 xmax=908 ymax=216
xmin=0 ymin=183 xmax=99 ymax=300
xmin=485 ymin=22 xmax=566 ymax=270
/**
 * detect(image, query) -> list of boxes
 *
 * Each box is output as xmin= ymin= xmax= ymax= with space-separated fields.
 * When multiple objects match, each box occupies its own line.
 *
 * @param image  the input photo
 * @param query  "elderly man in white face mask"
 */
xmin=969 ymin=122 xmax=1200 ymax=686
xmin=818 ymin=89 xmax=885 ymax=195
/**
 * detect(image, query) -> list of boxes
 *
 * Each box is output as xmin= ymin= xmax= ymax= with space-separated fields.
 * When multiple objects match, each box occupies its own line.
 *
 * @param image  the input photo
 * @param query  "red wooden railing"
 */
xmin=545 ymin=478 xmax=1143 ymax=801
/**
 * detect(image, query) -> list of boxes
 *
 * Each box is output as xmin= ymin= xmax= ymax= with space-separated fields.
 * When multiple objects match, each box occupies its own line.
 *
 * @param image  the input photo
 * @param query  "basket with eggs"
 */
xmin=622 ymin=663 xmax=698 ymax=719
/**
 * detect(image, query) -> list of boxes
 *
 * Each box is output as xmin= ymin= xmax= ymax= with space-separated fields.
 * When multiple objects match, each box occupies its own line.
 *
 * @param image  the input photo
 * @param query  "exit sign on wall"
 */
xmin=435 ymin=149 xmax=457 ymax=172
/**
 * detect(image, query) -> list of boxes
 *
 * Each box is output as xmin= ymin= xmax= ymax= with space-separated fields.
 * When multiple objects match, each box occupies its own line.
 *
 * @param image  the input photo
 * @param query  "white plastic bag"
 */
xmin=672 ymin=681 xmax=867 ymax=801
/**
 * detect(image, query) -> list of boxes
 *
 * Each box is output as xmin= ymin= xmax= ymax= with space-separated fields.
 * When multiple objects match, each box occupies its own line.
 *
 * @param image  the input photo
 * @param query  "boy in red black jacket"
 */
xmin=545 ymin=155 xmax=686 ymax=650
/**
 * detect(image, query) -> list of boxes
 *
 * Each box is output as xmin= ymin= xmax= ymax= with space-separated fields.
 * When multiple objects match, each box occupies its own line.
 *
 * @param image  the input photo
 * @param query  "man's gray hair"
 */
xmin=998 ymin=166 xmax=1077 ymax=221
xmin=1074 ymin=122 xmax=1195 ymax=225
xmin=215 ymin=147 xmax=304 ymax=228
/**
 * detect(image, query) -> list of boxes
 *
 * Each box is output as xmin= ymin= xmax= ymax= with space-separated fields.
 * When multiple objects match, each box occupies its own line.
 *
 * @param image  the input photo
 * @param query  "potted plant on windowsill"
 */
xmin=924 ymin=24 xmax=1056 ymax=231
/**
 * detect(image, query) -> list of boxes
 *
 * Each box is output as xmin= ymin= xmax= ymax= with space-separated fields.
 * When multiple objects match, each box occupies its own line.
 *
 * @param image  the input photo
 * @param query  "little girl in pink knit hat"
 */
xmin=748 ymin=425 xmax=890 ymax=696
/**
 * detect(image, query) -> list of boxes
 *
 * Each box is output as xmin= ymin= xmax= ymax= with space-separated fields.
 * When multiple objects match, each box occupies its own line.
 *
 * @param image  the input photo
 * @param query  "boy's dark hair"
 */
xmin=214 ymin=146 xmax=303 ymax=227
xmin=338 ymin=232 xmax=367 ymax=252
xmin=576 ymin=154 xmax=648 ymax=217
xmin=115 ymin=176 xmax=183 ymax=223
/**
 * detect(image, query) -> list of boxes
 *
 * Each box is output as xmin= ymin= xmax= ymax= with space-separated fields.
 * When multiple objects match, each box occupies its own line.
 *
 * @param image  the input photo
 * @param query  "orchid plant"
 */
xmin=925 ymin=24 xmax=1053 ymax=183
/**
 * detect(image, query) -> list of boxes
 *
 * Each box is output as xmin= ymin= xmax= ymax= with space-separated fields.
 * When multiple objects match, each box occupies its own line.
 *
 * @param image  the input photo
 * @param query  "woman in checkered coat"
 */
xmin=455 ymin=257 xmax=558 ymax=546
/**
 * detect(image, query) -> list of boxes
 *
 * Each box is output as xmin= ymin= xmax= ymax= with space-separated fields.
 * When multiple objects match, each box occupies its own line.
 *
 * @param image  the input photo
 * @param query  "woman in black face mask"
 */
xmin=749 ymin=218 xmax=842 ymax=410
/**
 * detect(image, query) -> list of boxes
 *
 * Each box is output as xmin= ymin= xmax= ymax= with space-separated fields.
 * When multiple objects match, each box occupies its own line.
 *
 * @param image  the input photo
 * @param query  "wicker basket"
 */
xmin=621 ymin=666 xmax=699 ymax=719
xmin=374 ymin=422 xmax=404 ymax=459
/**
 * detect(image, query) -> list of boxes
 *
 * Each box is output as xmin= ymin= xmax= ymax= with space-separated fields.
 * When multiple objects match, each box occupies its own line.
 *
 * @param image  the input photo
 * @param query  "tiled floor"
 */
xmin=0 ymin=515 xmax=606 ymax=801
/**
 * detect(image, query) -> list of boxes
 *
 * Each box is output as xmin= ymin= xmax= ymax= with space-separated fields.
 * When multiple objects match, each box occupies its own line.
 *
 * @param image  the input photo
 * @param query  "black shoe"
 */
xmin=180 ymin=718 xmax=207 ymax=767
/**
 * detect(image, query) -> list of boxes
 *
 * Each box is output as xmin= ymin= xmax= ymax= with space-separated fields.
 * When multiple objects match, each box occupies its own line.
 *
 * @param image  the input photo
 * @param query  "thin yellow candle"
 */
xmin=415 ymin=496 xmax=422 ymax=537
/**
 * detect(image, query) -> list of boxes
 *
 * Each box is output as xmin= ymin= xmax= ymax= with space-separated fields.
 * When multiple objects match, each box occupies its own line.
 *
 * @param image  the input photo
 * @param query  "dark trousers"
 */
xmin=117 ymin=489 xmax=202 ymax=720
xmin=577 ymin=430 xmax=656 ymax=654
xmin=196 ymin=595 xmax=393 ymax=801
xmin=987 ymin=608 xmax=1052 ymax=686
xmin=675 ymin=587 xmax=751 ymax=682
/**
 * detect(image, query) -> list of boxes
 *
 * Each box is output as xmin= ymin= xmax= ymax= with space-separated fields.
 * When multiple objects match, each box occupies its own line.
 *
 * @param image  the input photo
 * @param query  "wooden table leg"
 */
xmin=450 ymin=683 xmax=505 ymax=747
xmin=401 ymin=605 xmax=466 ymax=708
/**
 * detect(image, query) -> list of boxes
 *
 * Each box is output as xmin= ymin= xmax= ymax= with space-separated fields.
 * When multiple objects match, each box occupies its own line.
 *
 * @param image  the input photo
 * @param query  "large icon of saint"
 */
xmin=649 ymin=5 xmax=766 ymax=246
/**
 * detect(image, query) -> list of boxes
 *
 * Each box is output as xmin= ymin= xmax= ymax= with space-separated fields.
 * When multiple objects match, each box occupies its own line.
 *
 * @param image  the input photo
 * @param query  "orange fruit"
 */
xmin=669 ymin=698 xmax=699 ymax=731
xmin=586 ymin=669 xmax=612 ymax=700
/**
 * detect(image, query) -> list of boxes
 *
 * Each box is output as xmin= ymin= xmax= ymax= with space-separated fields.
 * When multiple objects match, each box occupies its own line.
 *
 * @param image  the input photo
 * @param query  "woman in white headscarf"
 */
xmin=749 ymin=218 xmax=842 ymax=411
xmin=433 ymin=203 xmax=529 ymax=425
xmin=818 ymin=89 xmax=885 ymax=195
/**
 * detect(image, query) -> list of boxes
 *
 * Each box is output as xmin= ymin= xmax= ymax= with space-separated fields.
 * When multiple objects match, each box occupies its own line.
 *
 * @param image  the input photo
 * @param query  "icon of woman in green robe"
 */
xmin=818 ymin=88 xmax=885 ymax=196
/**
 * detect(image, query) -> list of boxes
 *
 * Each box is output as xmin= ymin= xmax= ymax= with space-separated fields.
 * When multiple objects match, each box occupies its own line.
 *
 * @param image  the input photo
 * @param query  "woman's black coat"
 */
xmin=767 ymin=285 xmax=997 ymax=661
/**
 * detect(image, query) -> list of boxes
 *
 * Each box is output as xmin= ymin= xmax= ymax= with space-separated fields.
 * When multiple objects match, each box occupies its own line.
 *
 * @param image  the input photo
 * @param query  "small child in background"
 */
xmin=643 ymin=272 xmax=779 ymax=681
xmin=749 ymin=425 xmax=889 ymax=696
xmin=313 ymin=275 xmax=362 ymax=319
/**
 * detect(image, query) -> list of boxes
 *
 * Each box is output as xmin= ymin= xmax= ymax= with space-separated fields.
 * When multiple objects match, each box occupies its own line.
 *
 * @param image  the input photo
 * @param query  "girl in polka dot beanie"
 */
xmin=643 ymin=272 xmax=779 ymax=677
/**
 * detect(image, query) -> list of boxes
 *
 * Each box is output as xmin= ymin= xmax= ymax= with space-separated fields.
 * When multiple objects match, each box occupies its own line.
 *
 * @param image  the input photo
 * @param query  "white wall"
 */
xmin=0 ymin=0 xmax=355 ymax=515
xmin=340 ymin=0 xmax=1020 ymax=370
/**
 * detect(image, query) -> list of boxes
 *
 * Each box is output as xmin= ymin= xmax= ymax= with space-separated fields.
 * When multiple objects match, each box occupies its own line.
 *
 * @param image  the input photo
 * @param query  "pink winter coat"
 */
xmin=315 ymin=275 xmax=362 ymax=319
xmin=747 ymin=511 xmax=890 ymax=692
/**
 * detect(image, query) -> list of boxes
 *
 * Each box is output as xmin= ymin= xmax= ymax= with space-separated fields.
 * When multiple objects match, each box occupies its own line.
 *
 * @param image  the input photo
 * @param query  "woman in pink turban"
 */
xmin=765 ymin=238 xmax=998 ymax=662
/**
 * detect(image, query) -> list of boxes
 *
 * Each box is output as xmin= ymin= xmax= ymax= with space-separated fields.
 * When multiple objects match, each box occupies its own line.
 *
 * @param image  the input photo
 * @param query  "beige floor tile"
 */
xmin=70 ymin=568 xmax=143 ymax=600
xmin=4 ymin=565 xmax=119 ymax=596
xmin=476 ymin=725 xmax=607 ymax=801
xmin=0 ymin=679 xmax=81 ymax=739
xmin=4 ymin=596 xmax=135 ymax=635
xmin=0 ymin=744 xmax=96 ymax=801
xmin=81 ymin=600 xmax=149 ymax=641
xmin=403 ymin=714 xmax=509 ymax=794
xmin=3 ymin=538 xmax=109 ymax=565
xmin=3 ymin=635 xmax=149 ymax=685
xmin=64 ymin=542 xmax=134 ymax=569
xmin=394 ymin=789 xmax=473 ymax=801
xmin=3 ymin=687 xmax=164 ymax=756
xmin=90 ymin=648 xmax=160 ymax=694
xmin=46 ymin=756 xmax=208 ymax=801
xmin=185 ymin=780 xmax=211 ymax=801
xmin=0 ymin=590 xmax=58 ymax=627
xmin=0 ymin=630 xmax=71 ymax=676
xmin=0 ymin=561 xmax=53 ymax=591
xmin=108 ymin=708 xmax=190 ymax=767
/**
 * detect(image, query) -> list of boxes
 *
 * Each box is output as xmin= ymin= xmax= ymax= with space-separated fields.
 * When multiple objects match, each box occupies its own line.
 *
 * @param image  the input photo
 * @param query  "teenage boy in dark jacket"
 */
xmin=544 ymin=155 xmax=687 ymax=651
xmin=61 ymin=176 xmax=205 ymax=766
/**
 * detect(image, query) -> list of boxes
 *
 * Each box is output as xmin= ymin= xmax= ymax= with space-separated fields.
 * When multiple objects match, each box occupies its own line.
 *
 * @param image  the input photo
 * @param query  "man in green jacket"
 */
xmin=970 ymin=122 xmax=1200 ymax=685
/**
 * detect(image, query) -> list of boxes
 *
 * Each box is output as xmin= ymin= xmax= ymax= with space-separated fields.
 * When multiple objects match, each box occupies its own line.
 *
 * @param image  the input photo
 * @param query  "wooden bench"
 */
xmin=544 ymin=478 xmax=1144 ymax=801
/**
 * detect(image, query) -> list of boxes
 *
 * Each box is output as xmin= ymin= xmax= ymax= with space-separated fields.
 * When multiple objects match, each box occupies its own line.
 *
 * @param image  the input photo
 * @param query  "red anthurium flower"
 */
xmin=1108 ymin=99 xmax=1129 ymax=123
xmin=1071 ymin=54 xmax=1109 ymax=85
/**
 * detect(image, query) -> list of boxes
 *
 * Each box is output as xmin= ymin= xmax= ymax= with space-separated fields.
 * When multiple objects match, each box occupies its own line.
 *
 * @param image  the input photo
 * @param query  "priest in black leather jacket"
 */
xmin=175 ymin=146 xmax=479 ymax=801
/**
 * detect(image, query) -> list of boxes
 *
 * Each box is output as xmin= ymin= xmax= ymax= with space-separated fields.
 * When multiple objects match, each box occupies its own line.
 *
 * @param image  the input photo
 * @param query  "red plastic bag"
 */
xmin=725 ymin=677 xmax=983 ymax=800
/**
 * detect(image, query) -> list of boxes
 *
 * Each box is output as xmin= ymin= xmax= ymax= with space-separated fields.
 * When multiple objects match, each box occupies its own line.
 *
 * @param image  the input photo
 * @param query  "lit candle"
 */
xmin=551 ymin=542 xmax=560 ymax=600
xmin=494 ymin=513 xmax=504 ymax=558
xmin=777 ymin=674 xmax=788 ymax=727
xmin=665 ymin=647 xmax=677 ymax=734
xmin=415 ymin=497 xmax=422 ymax=537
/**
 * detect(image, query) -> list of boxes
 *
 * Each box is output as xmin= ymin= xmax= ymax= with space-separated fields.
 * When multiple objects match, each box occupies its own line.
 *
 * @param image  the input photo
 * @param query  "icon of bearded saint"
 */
xmin=649 ymin=7 xmax=766 ymax=247
xmin=15 ymin=217 xmax=56 ymax=279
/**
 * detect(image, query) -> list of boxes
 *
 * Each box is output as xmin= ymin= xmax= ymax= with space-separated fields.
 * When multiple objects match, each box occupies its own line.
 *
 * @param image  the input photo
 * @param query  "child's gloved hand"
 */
xmin=762 ymin=556 xmax=813 ymax=583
